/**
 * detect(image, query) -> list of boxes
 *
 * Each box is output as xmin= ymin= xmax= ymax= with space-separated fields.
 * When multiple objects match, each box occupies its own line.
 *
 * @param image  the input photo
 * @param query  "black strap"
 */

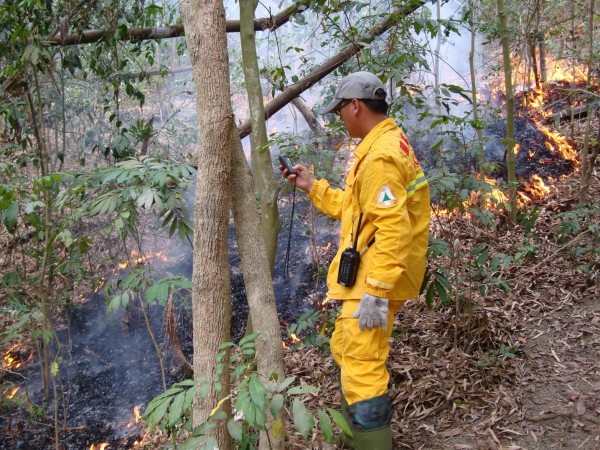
xmin=353 ymin=212 xmax=375 ymax=254
xmin=284 ymin=184 xmax=296 ymax=278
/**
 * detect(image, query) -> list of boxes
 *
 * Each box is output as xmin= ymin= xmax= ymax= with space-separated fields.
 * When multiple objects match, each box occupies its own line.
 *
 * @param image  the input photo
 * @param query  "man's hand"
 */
xmin=353 ymin=294 xmax=389 ymax=331
xmin=279 ymin=164 xmax=314 ymax=193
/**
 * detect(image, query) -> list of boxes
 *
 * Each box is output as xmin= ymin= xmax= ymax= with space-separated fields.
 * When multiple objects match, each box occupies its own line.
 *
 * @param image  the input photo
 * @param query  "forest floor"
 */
xmin=285 ymin=166 xmax=600 ymax=450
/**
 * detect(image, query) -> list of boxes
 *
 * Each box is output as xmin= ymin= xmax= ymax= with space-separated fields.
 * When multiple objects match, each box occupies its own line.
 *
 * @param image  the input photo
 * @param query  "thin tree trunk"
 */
xmin=240 ymin=0 xmax=280 ymax=273
xmin=537 ymin=0 xmax=547 ymax=82
xmin=530 ymin=36 xmax=541 ymax=88
xmin=433 ymin=0 xmax=443 ymax=137
xmin=180 ymin=0 xmax=233 ymax=446
xmin=468 ymin=0 xmax=485 ymax=175
xmin=230 ymin=126 xmax=286 ymax=450
xmin=497 ymin=0 xmax=517 ymax=221
xmin=579 ymin=0 xmax=598 ymax=203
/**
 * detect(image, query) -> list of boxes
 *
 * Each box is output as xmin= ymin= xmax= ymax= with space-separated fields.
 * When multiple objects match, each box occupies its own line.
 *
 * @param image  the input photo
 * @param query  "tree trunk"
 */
xmin=180 ymin=0 xmax=233 ymax=447
xmin=579 ymin=0 xmax=598 ymax=203
xmin=230 ymin=126 xmax=286 ymax=450
xmin=468 ymin=0 xmax=485 ymax=175
xmin=433 ymin=0 xmax=443 ymax=139
xmin=530 ymin=36 xmax=541 ymax=88
xmin=497 ymin=0 xmax=517 ymax=221
xmin=240 ymin=0 xmax=280 ymax=272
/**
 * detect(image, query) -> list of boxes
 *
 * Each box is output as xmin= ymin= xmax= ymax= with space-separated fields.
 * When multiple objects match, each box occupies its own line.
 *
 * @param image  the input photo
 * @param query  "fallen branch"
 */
xmin=526 ymin=409 xmax=600 ymax=426
xmin=525 ymin=409 xmax=572 ymax=422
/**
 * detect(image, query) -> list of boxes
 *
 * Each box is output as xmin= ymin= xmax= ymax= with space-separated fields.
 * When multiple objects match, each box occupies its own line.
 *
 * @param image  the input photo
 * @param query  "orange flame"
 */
xmin=89 ymin=444 xmax=109 ymax=450
xmin=534 ymin=119 xmax=578 ymax=164
xmin=127 ymin=405 xmax=143 ymax=429
xmin=3 ymin=345 xmax=33 ymax=370
xmin=4 ymin=386 xmax=20 ymax=399
xmin=134 ymin=405 xmax=142 ymax=423
xmin=118 ymin=250 xmax=170 ymax=269
xmin=93 ymin=277 xmax=106 ymax=293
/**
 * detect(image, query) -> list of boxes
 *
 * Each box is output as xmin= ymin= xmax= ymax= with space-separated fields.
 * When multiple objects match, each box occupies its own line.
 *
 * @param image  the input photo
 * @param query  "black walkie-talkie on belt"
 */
xmin=337 ymin=214 xmax=363 ymax=287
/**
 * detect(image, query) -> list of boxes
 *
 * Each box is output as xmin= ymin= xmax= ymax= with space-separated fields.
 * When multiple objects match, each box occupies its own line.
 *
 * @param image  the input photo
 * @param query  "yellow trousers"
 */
xmin=330 ymin=299 xmax=403 ymax=406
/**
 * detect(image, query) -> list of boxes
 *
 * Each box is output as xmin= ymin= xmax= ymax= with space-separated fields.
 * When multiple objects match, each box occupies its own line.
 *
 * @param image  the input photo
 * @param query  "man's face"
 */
xmin=336 ymin=99 xmax=359 ymax=138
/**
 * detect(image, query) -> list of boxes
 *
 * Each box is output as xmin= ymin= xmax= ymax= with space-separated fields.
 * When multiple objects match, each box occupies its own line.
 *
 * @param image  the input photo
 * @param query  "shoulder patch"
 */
xmin=376 ymin=185 xmax=398 ymax=208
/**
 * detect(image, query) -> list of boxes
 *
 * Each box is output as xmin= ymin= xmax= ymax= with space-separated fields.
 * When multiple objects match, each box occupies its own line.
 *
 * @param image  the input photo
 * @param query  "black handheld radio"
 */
xmin=337 ymin=214 xmax=364 ymax=287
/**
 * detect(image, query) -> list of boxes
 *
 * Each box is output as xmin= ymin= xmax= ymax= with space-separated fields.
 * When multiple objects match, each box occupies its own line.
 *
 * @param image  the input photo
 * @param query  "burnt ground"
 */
xmin=0 ymin=191 xmax=335 ymax=449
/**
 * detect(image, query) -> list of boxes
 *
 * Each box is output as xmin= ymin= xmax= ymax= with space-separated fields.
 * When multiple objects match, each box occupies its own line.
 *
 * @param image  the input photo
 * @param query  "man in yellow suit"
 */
xmin=281 ymin=71 xmax=430 ymax=449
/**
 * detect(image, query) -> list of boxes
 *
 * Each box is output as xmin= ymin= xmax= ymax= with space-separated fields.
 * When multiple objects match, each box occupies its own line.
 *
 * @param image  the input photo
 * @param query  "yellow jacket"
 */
xmin=308 ymin=118 xmax=430 ymax=301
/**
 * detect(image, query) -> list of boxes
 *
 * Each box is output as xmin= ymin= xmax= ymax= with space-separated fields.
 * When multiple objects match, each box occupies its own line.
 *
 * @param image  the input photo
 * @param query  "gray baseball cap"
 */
xmin=319 ymin=71 xmax=387 ymax=115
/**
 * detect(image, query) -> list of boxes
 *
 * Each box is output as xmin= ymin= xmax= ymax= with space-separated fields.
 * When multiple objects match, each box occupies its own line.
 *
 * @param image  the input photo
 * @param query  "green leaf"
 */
xmin=435 ymin=280 xmax=449 ymax=303
xmin=145 ymin=283 xmax=158 ymax=303
xmin=2 ymin=202 xmax=18 ymax=232
xmin=177 ymin=436 xmax=204 ymax=450
xmin=249 ymin=375 xmax=267 ymax=411
xmin=270 ymin=393 xmax=284 ymax=417
xmin=197 ymin=383 xmax=210 ymax=400
xmin=239 ymin=331 xmax=260 ymax=347
xmin=167 ymin=391 xmax=186 ymax=426
xmin=287 ymin=384 xmax=318 ymax=395
xmin=327 ymin=408 xmax=352 ymax=437
xmin=292 ymin=398 xmax=314 ymax=440
xmin=278 ymin=376 xmax=296 ymax=392
xmin=227 ymin=418 xmax=243 ymax=441
xmin=136 ymin=188 xmax=153 ymax=209
xmin=182 ymin=385 xmax=196 ymax=412
xmin=199 ymin=437 xmax=219 ymax=450
xmin=318 ymin=410 xmax=334 ymax=444
xmin=147 ymin=397 xmax=172 ymax=427
xmin=107 ymin=293 xmax=125 ymax=313
xmin=156 ymin=282 xmax=169 ymax=304
xmin=50 ymin=361 xmax=59 ymax=377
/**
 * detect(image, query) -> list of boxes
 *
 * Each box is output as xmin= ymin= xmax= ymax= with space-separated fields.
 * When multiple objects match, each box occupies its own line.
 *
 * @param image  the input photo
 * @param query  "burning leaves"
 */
xmin=3 ymin=386 xmax=20 ymax=400
xmin=117 ymin=249 xmax=170 ymax=269
xmin=2 ymin=344 xmax=32 ymax=371
xmin=89 ymin=444 xmax=109 ymax=450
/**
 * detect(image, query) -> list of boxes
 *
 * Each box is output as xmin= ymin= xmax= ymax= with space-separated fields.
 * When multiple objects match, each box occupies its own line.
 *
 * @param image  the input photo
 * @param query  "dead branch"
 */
xmin=525 ymin=409 xmax=573 ymax=421
xmin=526 ymin=410 xmax=600 ymax=425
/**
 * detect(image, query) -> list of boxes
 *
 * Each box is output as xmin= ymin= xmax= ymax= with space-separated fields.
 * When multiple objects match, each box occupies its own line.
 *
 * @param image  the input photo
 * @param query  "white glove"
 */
xmin=352 ymin=293 xmax=389 ymax=331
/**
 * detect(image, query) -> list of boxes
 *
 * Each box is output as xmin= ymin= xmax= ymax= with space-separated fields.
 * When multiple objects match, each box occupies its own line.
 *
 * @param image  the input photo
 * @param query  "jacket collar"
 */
xmin=354 ymin=118 xmax=397 ymax=160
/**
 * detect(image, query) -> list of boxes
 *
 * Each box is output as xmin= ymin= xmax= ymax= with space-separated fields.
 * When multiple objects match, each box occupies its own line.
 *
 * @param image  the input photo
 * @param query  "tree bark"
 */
xmin=240 ymin=0 xmax=280 ymax=273
xmin=180 ymin=0 xmax=233 ymax=447
xmin=237 ymin=0 xmax=426 ymax=138
xmin=230 ymin=126 xmax=286 ymax=450
xmin=497 ymin=0 xmax=517 ymax=221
